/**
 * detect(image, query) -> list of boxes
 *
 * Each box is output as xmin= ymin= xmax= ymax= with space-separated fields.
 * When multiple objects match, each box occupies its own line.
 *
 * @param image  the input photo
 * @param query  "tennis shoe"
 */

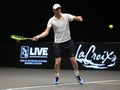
xmin=54 ymin=77 xmax=59 ymax=84
xmin=75 ymin=76 xmax=84 ymax=84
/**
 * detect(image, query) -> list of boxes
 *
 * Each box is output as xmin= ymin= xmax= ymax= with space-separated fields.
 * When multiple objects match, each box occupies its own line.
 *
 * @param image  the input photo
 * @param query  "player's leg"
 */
xmin=53 ymin=43 xmax=62 ymax=84
xmin=70 ymin=57 xmax=84 ymax=84
xmin=66 ymin=39 xmax=84 ymax=84
xmin=70 ymin=57 xmax=79 ymax=72
xmin=54 ymin=57 xmax=61 ymax=84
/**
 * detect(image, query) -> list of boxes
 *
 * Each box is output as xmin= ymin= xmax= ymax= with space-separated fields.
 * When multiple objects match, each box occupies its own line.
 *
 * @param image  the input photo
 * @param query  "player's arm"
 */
xmin=32 ymin=27 xmax=51 ymax=41
xmin=73 ymin=16 xmax=83 ymax=22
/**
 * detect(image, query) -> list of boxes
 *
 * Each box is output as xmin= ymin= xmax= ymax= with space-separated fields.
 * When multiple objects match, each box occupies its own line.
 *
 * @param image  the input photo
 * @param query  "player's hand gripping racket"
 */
xmin=10 ymin=35 xmax=33 ymax=41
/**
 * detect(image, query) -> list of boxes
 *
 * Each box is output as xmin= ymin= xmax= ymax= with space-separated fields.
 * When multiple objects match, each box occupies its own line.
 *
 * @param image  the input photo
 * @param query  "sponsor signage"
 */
xmin=16 ymin=42 xmax=53 ymax=68
xmin=20 ymin=46 xmax=48 ymax=65
xmin=75 ymin=44 xmax=117 ymax=69
xmin=16 ymin=42 xmax=120 ymax=70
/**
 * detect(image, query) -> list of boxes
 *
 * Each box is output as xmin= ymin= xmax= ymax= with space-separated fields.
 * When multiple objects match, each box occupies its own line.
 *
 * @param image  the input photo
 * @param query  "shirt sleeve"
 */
xmin=66 ymin=14 xmax=75 ymax=22
xmin=47 ymin=18 xmax=52 ymax=28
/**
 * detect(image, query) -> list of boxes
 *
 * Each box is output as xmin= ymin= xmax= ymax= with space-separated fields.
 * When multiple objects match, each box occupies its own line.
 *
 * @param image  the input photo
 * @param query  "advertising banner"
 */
xmin=16 ymin=42 xmax=120 ymax=70
xmin=75 ymin=42 xmax=120 ymax=70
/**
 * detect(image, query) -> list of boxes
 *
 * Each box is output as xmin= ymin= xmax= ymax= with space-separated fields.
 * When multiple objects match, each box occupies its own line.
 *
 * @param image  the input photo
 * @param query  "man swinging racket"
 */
xmin=32 ymin=3 xmax=84 ymax=85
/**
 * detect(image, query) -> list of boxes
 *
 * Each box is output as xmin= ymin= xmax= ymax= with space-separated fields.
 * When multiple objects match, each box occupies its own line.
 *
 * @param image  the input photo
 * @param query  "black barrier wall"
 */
xmin=15 ymin=42 xmax=120 ymax=70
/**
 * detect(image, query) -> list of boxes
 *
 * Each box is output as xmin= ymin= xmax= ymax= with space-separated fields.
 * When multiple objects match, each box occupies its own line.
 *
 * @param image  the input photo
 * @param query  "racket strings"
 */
xmin=11 ymin=35 xmax=27 ymax=40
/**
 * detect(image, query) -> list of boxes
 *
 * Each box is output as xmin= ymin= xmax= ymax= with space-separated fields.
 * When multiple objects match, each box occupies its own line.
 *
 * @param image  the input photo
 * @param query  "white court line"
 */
xmin=97 ymin=83 xmax=120 ymax=85
xmin=6 ymin=80 xmax=120 ymax=90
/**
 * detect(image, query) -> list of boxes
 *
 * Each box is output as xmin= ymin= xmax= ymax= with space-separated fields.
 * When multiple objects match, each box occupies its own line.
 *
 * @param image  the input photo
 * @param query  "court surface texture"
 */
xmin=0 ymin=67 xmax=120 ymax=90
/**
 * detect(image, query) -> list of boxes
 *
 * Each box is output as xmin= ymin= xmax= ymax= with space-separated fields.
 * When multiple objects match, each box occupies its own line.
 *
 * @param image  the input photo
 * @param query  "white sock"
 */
xmin=74 ymin=70 xmax=80 ymax=76
xmin=55 ymin=72 xmax=60 ymax=77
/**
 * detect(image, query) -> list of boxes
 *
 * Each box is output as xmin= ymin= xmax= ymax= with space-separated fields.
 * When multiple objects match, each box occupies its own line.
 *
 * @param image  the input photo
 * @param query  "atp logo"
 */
xmin=20 ymin=46 xmax=29 ymax=58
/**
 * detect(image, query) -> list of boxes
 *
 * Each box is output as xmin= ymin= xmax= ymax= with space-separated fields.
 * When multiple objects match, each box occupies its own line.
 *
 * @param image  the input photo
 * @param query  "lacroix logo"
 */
xmin=75 ymin=44 xmax=117 ymax=69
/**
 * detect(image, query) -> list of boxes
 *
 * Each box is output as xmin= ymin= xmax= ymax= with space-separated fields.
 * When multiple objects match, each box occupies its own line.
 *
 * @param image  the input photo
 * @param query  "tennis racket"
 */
xmin=10 ymin=35 xmax=33 ymax=41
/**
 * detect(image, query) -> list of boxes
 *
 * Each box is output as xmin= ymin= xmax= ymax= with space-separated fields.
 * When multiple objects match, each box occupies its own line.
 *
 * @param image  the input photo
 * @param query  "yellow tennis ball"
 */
xmin=109 ymin=24 xmax=113 ymax=29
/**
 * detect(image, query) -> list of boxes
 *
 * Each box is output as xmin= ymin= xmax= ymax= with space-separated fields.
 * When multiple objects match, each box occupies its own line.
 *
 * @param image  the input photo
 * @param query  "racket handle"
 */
xmin=28 ymin=38 xmax=33 ymax=40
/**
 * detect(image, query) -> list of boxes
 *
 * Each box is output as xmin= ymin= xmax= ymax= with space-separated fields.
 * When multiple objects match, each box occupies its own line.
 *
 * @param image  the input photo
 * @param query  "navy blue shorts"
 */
xmin=53 ymin=39 xmax=75 ymax=58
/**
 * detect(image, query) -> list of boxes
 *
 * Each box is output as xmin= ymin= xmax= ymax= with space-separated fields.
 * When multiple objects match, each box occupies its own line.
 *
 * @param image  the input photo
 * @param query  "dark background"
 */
xmin=1 ymin=0 xmax=120 ymax=67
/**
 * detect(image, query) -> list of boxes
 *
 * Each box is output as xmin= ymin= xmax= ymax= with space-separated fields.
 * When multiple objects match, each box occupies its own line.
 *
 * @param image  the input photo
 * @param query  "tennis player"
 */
xmin=32 ymin=3 xmax=84 ymax=85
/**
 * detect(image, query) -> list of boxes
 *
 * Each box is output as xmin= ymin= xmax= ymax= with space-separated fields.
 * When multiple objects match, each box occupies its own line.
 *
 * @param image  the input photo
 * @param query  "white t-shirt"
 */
xmin=47 ymin=13 xmax=74 ymax=43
